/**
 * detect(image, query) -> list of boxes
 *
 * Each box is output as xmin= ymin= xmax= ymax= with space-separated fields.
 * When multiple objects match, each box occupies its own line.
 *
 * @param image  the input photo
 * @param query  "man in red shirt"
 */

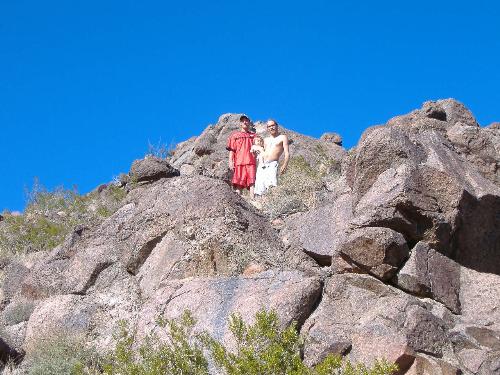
xmin=227 ymin=115 xmax=256 ymax=198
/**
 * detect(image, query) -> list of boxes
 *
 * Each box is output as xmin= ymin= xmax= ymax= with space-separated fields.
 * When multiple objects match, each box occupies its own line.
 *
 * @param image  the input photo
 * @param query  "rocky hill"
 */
xmin=0 ymin=99 xmax=499 ymax=374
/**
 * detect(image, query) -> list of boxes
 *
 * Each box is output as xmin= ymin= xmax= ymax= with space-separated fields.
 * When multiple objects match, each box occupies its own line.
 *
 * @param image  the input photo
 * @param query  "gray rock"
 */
xmin=24 ymin=264 xmax=141 ymax=354
xmin=395 ymin=242 xmax=461 ymax=314
xmin=320 ymin=132 xmax=343 ymax=146
xmin=336 ymin=227 xmax=409 ymax=281
xmin=387 ymin=98 xmax=479 ymax=132
xmin=301 ymin=274 xmax=448 ymax=371
xmin=21 ymin=176 xmax=287 ymax=299
xmin=405 ymin=354 xmax=462 ymax=375
xmin=3 ymin=262 xmax=30 ymax=300
xmin=447 ymin=122 xmax=500 ymax=184
xmin=135 ymin=270 xmax=322 ymax=346
xmin=350 ymin=126 xmax=500 ymax=274
xmin=460 ymin=267 xmax=500 ymax=327
xmin=129 ymin=156 xmax=179 ymax=182
xmin=404 ymin=305 xmax=448 ymax=357
xmin=281 ymin=193 xmax=353 ymax=265
xmin=193 ymin=125 xmax=217 ymax=156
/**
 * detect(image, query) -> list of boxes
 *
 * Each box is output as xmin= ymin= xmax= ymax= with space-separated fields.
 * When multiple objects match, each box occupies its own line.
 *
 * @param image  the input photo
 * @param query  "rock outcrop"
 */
xmin=0 ymin=99 xmax=499 ymax=374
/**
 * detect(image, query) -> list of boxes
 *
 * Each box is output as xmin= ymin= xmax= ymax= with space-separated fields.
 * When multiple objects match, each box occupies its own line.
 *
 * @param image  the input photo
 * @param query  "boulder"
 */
xmin=320 ymin=132 xmax=343 ymax=146
xmin=23 ymin=264 xmax=142 ymax=354
xmin=129 ymin=156 xmax=179 ymax=183
xmin=349 ymin=125 xmax=500 ymax=274
xmin=405 ymin=354 xmax=462 ymax=375
xmin=281 ymin=193 xmax=353 ymax=265
xmin=459 ymin=267 xmax=500 ymax=327
xmin=395 ymin=242 xmax=461 ymax=313
xmin=20 ymin=176 xmax=287 ymax=299
xmin=2 ymin=262 xmax=30 ymax=300
xmin=136 ymin=270 xmax=322 ymax=346
xmin=447 ymin=122 xmax=500 ymax=184
xmin=387 ymin=98 xmax=479 ymax=132
xmin=300 ymin=274 xmax=451 ymax=371
xmin=335 ymin=227 xmax=409 ymax=281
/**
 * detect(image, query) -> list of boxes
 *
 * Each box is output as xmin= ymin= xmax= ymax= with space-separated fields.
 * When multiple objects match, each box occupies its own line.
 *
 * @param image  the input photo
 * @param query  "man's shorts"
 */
xmin=232 ymin=164 xmax=256 ymax=189
xmin=254 ymin=160 xmax=278 ymax=195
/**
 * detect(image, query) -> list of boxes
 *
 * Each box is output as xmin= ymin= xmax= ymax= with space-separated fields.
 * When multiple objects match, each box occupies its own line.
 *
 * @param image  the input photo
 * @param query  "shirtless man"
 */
xmin=254 ymin=119 xmax=290 ymax=196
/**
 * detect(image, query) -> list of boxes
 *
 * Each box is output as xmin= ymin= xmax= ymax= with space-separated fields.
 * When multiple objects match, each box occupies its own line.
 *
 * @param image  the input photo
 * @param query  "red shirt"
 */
xmin=226 ymin=131 xmax=256 ymax=166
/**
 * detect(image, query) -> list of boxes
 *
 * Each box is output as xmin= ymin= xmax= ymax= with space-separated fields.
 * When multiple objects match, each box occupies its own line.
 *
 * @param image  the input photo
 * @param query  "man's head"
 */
xmin=266 ymin=119 xmax=279 ymax=136
xmin=240 ymin=115 xmax=251 ymax=131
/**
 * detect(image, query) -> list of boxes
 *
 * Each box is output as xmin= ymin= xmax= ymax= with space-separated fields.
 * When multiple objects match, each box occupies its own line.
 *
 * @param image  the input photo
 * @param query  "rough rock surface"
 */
xmin=336 ymin=226 xmax=409 ymax=281
xmin=1 ymin=99 xmax=499 ymax=374
xmin=136 ymin=270 xmax=322 ymax=346
xmin=395 ymin=242 xmax=461 ymax=313
xmin=129 ymin=156 xmax=180 ymax=182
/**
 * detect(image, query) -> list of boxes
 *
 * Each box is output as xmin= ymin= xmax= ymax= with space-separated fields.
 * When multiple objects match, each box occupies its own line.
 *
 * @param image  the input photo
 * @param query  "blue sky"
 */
xmin=2 ymin=0 xmax=499 ymax=211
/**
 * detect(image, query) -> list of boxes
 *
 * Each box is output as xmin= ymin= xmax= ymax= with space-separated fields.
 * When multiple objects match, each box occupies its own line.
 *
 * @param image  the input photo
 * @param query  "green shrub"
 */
xmin=0 ymin=179 xmax=127 ymax=256
xmin=27 ymin=334 xmax=99 ymax=375
xmin=3 ymin=300 xmax=35 ymax=325
xmin=89 ymin=310 xmax=397 ymax=375
xmin=100 ymin=311 xmax=208 ymax=375
xmin=0 ymin=214 xmax=65 ymax=254
xmin=262 ymin=156 xmax=324 ymax=218
xmin=202 ymin=310 xmax=398 ymax=375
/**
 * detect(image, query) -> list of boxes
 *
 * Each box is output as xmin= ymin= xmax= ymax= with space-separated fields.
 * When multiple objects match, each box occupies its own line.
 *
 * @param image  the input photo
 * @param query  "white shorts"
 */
xmin=254 ymin=161 xmax=278 ymax=195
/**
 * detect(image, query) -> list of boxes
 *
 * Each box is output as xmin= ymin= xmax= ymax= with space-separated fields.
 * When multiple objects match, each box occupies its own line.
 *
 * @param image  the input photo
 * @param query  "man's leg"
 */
xmin=249 ymin=184 xmax=255 ymax=199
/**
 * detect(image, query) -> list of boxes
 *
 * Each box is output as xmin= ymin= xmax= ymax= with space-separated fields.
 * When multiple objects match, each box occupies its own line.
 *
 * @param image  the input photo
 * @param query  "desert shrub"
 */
xmin=262 ymin=156 xmax=324 ymax=218
xmin=313 ymin=144 xmax=342 ymax=178
xmin=146 ymin=139 xmax=175 ymax=159
xmin=0 ymin=214 xmax=65 ymax=254
xmin=202 ymin=309 xmax=398 ymax=375
xmin=27 ymin=334 xmax=99 ymax=375
xmin=91 ymin=310 xmax=397 ymax=375
xmin=100 ymin=311 xmax=208 ymax=375
xmin=0 ymin=180 xmax=127 ymax=256
xmin=3 ymin=300 xmax=35 ymax=326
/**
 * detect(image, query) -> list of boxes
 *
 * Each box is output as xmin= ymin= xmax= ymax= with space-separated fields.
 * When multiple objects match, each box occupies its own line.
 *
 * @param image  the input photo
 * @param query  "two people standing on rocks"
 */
xmin=226 ymin=115 xmax=289 ymax=199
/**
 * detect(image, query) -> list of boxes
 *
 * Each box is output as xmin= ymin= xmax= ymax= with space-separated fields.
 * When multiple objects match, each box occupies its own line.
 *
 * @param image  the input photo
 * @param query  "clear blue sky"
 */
xmin=2 ymin=0 xmax=499 ymax=212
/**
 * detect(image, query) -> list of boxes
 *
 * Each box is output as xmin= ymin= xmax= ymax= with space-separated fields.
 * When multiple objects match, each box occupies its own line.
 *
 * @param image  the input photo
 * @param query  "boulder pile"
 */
xmin=0 ymin=99 xmax=499 ymax=374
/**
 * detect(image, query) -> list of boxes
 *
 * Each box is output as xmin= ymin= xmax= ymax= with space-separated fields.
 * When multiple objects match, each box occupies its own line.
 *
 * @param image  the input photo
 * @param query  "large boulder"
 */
xmin=129 ymin=156 xmax=179 ymax=183
xmin=395 ymin=242 xmax=461 ymax=314
xmin=335 ymin=227 xmax=409 ymax=281
xmin=446 ymin=122 xmax=500 ymax=184
xmin=136 ymin=270 xmax=322 ymax=345
xmin=281 ymin=192 xmax=354 ymax=265
xmin=300 ymin=274 xmax=452 ymax=371
xmin=346 ymin=122 xmax=500 ymax=274
xmin=23 ymin=264 xmax=141 ymax=354
xmin=20 ymin=176 xmax=287 ymax=299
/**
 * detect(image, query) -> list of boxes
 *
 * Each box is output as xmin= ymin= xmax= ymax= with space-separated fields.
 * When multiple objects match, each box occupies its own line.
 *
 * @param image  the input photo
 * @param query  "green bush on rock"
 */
xmin=0 ymin=179 xmax=127 ymax=257
xmin=65 ymin=310 xmax=397 ymax=375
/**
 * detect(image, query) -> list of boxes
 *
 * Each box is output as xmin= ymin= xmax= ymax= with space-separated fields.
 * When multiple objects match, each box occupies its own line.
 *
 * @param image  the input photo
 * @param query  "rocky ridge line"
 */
xmin=0 ymin=99 xmax=498 ymax=374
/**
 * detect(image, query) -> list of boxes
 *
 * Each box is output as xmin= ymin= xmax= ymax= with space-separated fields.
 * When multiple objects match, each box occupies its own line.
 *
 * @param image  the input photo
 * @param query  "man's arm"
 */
xmin=226 ymin=134 xmax=235 ymax=170
xmin=228 ymin=151 xmax=234 ymax=170
xmin=280 ymin=135 xmax=290 ymax=174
